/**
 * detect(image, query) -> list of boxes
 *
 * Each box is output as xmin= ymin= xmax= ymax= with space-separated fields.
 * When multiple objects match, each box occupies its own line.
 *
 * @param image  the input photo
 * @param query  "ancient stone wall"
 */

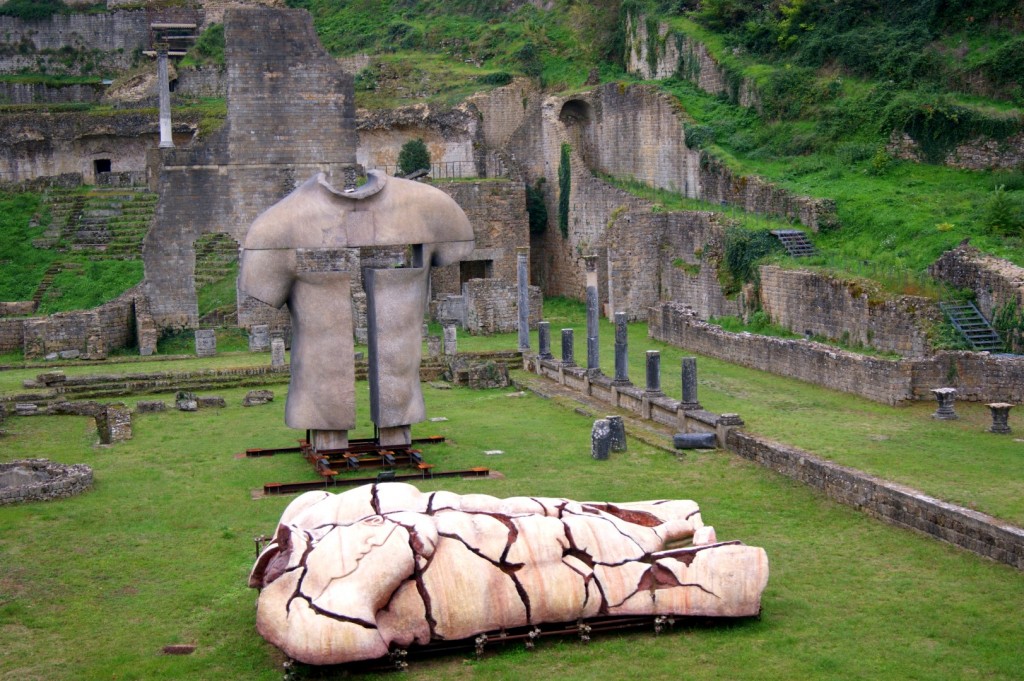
xmin=462 ymin=278 xmax=542 ymax=335
xmin=659 ymin=211 xmax=742 ymax=320
xmin=930 ymin=245 xmax=1024 ymax=322
xmin=0 ymin=459 xmax=93 ymax=506
xmin=0 ymin=11 xmax=151 ymax=74
xmin=888 ymin=130 xmax=1024 ymax=172
xmin=759 ymin=266 xmax=938 ymax=357
xmin=357 ymin=105 xmax=480 ymax=179
xmin=174 ymin=65 xmax=225 ymax=99
xmin=727 ymin=431 xmax=1024 ymax=571
xmin=650 ymin=301 xmax=1024 ymax=404
xmin=466 ymin=78 xmax=539 ymax=152
xmin=0 ymin=111 xmax=194 ymax=184
xmin=10 ymin=289 xmax=138 ymax=358
xmin=145 ymin=7 xmax=355 ymax=330
xmin=0 ymin=82 xmax=105 ymax=105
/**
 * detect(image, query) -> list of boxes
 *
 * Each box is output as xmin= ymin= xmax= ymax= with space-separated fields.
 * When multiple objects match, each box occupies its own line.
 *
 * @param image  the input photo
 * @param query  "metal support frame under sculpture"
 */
xmin=239 ymin=171 xmax=474 ymax=449
xmin=249 ymin=483 xmax=770 ymax=666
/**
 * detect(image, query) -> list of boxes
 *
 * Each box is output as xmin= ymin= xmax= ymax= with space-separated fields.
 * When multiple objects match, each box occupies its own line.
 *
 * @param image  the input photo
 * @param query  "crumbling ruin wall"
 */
xmin=463 ymin=278 xmax=542 ymax=335
xmin=759 ymin=266 xmax=939 ymax=357
xmin=144 ymin=7 xmax=356 ymax=331
xmin=0 ymin=111 xmax=194 ymax=184
xmin=888 ymin=130 xmax=1024 ymax=172
xmin=357 ymin=105 xmax=481 ymax=178
xmin=650 ymin=301 xmax=1024 ymax=404
xmin=0 ymin=82 xmax=106 ymax=105
xmin=431 ymin=180 xmax=530 ymax=298
xmin=0 ymin=11 xmax=151 ymax=74
xmin=929 ymin=245 xmax=1024 ymax=321
xmin=659 ymin=211 xmax=742 ymax=321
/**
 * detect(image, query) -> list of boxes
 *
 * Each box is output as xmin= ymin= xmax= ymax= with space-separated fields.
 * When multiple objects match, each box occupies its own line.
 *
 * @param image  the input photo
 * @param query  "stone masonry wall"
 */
xmin=463 ymin=279 xmax=542 ymax=335
xmin=650 ymin=301 xmax=1024 ymax=404
xmin=659 ymin=211 xmax=743 ymax=320
xmin=727 ymin=431 xmax=1024 ymax=571
xmin=0 ymin=82 xmax=105 ymax=105
xmin=759 ymin=266 xmax=939 ymax=357
xmin=929 ymin=245 xmax=1024 ymax=323
xmin=4 ymin=288 xmax=138 ymax=357
xmin=0 ymin=11 xmax=150 ymax=74
xmin=144 ymin=7 xmax=355 ymax=330
xmin=357 ymin=105 xmax=480 ymax=178
xmin=888 ymin=130 xmax=1024 ymax=172
xmin=431 ymin=180 xmax=530 ymax=298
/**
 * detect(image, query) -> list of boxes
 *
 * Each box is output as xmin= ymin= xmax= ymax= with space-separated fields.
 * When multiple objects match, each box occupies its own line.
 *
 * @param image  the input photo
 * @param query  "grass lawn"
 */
xmin=1 ymin=378 xmax=1023 ymax=680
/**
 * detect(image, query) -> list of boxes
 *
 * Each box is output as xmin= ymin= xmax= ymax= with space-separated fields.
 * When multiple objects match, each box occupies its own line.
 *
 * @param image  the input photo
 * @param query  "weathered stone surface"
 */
xmin=36 ymin=371 xmax=66 ymax=386
xmin=197 ymin=396 xmax=226 ymax=409
xmin=194 ymin=329 xmax=216 ymax=358
xmin=243 ymin=390 xmax=275 ymax=407
xmin=96 ymin=405 xmax=132 ymax=444
xmin=673 ymin=432 xmax=717 ymax=449
xmin=270 ymin=337 xmax=286 ymax=367
xmin=591 ymin=418 xmax=612 ymax=460
xmin=0 ymin=459 xmax=92 ymax=505
xmin=249 ymin=324 xmax=271 ymax=352
xmin=249 ymin=483 xmax=769 ymax=665
xmin=135 ymin=400 xmax=166 ymax=413
xmin=47 ymin=401 xmax=104 ymax=417
xmin=175 ymin=391 xmax=198 ymax=412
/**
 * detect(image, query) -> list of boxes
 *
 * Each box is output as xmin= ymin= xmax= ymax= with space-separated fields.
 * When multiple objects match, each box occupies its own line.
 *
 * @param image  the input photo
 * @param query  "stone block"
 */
xmin=96 ymin=404 xmax=132 ymax=444
xmin=15 ymin=403 xmax=38 ymax=416
xmin=673 ymin=432 xmax=717 ymax=449
xmin=198 ymin=396 xmax=226 ymax=409
xmin=249 ymin=324 xmax=270 ymax=352
xmin=271 ymin=338 xmax=286 ymax=367
xmin=175 ymin=391 xmax=198 ymax=412
xmin=195 ymin=329 xmax=216 ymax=357
xmin=59 ymin=349 xmax=81 ymax=360
xmin=135 ymin=400 xmax=167 ymax=413
xmin=243 ymin=390 xmax=274 ymax=407
xmin=592 ymin=418 xmax=612 ymax=460
xmin=36 ymin=371 xmax=66 ymax=385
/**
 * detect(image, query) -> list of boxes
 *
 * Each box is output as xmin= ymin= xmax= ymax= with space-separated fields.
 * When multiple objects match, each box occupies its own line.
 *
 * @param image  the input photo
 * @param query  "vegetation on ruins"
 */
xmin=0 ymin=0 xmax=68 ymax=21
xmin=397 ymin=137 xmax=431 ymax=176
xmin=179 ymin=23 xmax=225 ymax=68
xmin=558 ymin=142 xmax=571 ymax=238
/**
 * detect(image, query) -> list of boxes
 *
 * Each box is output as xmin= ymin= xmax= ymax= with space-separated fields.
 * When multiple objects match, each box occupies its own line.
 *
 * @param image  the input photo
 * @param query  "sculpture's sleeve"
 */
xmin=429 ymin=237 xmax=475 ymax=267
xmin=239 ymin=248 xmax=296 ymax=309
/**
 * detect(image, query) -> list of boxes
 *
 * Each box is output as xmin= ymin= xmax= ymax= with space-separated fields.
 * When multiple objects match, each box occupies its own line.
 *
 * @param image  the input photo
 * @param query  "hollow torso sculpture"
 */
xmin=239 ymin=171 xmax=474 ymax=449
xmin=249 ymin=483 xmax=770 ymax=665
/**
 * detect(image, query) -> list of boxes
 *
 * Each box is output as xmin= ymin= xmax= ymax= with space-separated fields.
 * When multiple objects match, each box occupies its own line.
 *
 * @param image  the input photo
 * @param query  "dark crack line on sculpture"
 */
xmin=295 ymin=593 xmax=381 ymax=629
xmin=607 ymin=567 xmax=719 ymax=609
xmin=370 ymin=484 xmax=383 ymax=516
xmin=435 ymin=529 xmax=532 ymax=622
xmin=562 ymin=510 xmax=652 ymax=557
xmin=390 ymin=521 xmax=438 ymax=639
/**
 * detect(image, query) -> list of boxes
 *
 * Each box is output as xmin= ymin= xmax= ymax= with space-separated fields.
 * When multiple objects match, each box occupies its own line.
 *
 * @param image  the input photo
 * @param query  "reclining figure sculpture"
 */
xmin=249 ymin=483 xmax=770 ymax=665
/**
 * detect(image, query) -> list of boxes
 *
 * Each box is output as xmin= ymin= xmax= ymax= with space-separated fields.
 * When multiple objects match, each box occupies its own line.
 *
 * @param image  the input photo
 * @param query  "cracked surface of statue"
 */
xmin=238 ymin=170 xmax=474 ymax=449
xmin=249 ymin=483 xmax=770 ymax=665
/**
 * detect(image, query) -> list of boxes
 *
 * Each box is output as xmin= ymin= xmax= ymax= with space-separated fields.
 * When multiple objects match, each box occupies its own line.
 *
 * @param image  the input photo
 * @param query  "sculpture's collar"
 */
xmin=317 ymin=169 xmax=386 ymax=200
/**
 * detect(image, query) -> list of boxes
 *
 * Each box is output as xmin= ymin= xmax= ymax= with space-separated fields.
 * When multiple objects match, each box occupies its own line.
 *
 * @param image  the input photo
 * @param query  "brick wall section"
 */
xmin=727 ymin=430 xmax=1024 ymax=571
xmin=0 ymin=82 xmax=105 ymax=105
xmin=11 ymin=290 xmax=137 ymax=358
xmin=889 ymin=130 xmax=1024 ymax=172
xmin=759 ymin=266 xmax=939 ymax=357
xmin=0 ymin=11 xmax=150 ymax=74
xmin=650 ymin=301 xmax=1024 ymax=404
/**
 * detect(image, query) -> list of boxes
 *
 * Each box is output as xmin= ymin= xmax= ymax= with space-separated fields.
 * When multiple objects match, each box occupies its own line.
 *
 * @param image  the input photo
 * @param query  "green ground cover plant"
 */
xmin=1 ymin=365 xmax=1022 ymax=679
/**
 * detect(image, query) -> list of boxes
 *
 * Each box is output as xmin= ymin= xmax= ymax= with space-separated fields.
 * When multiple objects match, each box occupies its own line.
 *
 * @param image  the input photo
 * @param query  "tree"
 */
xmin=397 ymin=138 xmax=431 ymax=177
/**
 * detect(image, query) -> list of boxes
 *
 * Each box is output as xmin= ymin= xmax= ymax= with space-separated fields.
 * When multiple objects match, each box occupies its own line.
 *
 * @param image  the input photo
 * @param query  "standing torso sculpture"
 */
xmin=239 ymin=171 xmax=474 ymax=447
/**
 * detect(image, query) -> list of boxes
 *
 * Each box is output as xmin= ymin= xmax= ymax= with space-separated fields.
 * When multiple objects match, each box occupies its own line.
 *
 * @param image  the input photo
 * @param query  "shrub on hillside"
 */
xmin=984 ymin=185 xmax=1024 ymax=238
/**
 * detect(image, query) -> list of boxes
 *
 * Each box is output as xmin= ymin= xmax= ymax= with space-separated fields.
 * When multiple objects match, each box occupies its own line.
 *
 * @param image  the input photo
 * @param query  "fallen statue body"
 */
xmin=249 ymin=483 xmax=769 ymax=665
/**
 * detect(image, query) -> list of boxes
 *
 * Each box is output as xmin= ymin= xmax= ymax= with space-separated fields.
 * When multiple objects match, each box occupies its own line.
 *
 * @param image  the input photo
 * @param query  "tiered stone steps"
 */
xmin=939 ymin=301 xmax=1004 ymax=352
xmin=31 ymin=261 xmax=82 ymax=305
xmin=39 ymin=189 xmax=155 ymax=259
xmin=770 ymin=229 xmax=817 ymax=257
xmin=193 ymin=232 xmax=240 ymax=287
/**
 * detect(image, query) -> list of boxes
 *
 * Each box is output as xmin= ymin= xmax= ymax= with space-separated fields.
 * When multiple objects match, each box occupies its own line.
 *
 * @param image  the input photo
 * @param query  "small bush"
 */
xmin=478 ymin=71 xmax=513 ymax=86
xmin=983 ymin=185 xmax=1024 ymax=237
xmin=181 ymin=24 xmax=224 ymax=68
xmin=557 ymin=143 xmax=571 ymax=238
xmin=397 ymin=138 xmax=430 ymax=176
xmin=526 ymin=178 xmax=548 ymax=235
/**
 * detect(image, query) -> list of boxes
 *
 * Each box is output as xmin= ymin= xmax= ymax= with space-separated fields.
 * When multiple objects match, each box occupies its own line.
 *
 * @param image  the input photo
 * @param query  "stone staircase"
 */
xmin=771 ymin=229 xmax=817 ymax=257
xmin=194 ymin=232 xmax=240 ymax=287
xmin=939 ymin=301 xmax=1005 ymax=352
xmin=39 ymin=189 xmax=156 ymax=259
xmin=31 ymin=261 xmax=83 ymax=306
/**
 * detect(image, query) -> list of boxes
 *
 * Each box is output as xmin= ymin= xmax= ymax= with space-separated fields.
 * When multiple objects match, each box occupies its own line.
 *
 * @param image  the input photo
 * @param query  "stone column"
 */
xmin=443 ymin=322 xmax=458 ymax=357
xmin=517 ymin=247 xmax=530 ymax=352
xmin=585 ymin=255 xmax=600 ymax=373
xmin=249 ymin=324 xmax=270 ymax=352
xmin=157 ymin=45 xmax=174 ymax=149
xmin=606 ymin=415 xmax=626 ymax=452
xmin=645 ymin=350 xmax=662 ymax=395
xmin=538 ymin=321 xmax=553 ymax=360
xmin=680 ymin=357 xmax=700 ymax=409
xmin=427 ymin=335 xmax=441 ymax=359
xmin=931 ymin=387 xmax=958 ymax=420
xmin=591 ymin=419 xmax=611 ymax=460
xmin=613 ymin=312 xmax=629 ymax=385
xmin=561 ymin=329 xmax=575 ymax=366
xmin=986 ymin=403 xmax=1013 ymax=434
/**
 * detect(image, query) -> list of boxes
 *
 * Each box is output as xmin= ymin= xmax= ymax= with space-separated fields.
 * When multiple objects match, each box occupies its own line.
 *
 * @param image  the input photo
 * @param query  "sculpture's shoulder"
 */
xmin=243 ymin=175 xmax=335 ymax=249
xmin=373 ymin=177 xmax=473 ymax=244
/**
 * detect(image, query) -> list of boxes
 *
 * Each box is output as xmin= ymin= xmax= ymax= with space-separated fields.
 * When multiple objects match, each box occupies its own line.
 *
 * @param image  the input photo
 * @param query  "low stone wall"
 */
xmin=0 ymin=459 xmax=93 ymax=506
xmin=759 ymin=266 xmax=938 ymax=357
xmin=727 ymin=430 xmax=1024 ymax=571
xmin=0 ymin=81 xmax=105 ymax=105
xmin=889 ymin=130 xmax=1024 ymax=172
xmin=0 ymin=302 xmax=36 ymax=316
xmin=463 ymin=279 xmax=542 ymax=335
xmin=650 ymin=301 xmax=1024 ymax=404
